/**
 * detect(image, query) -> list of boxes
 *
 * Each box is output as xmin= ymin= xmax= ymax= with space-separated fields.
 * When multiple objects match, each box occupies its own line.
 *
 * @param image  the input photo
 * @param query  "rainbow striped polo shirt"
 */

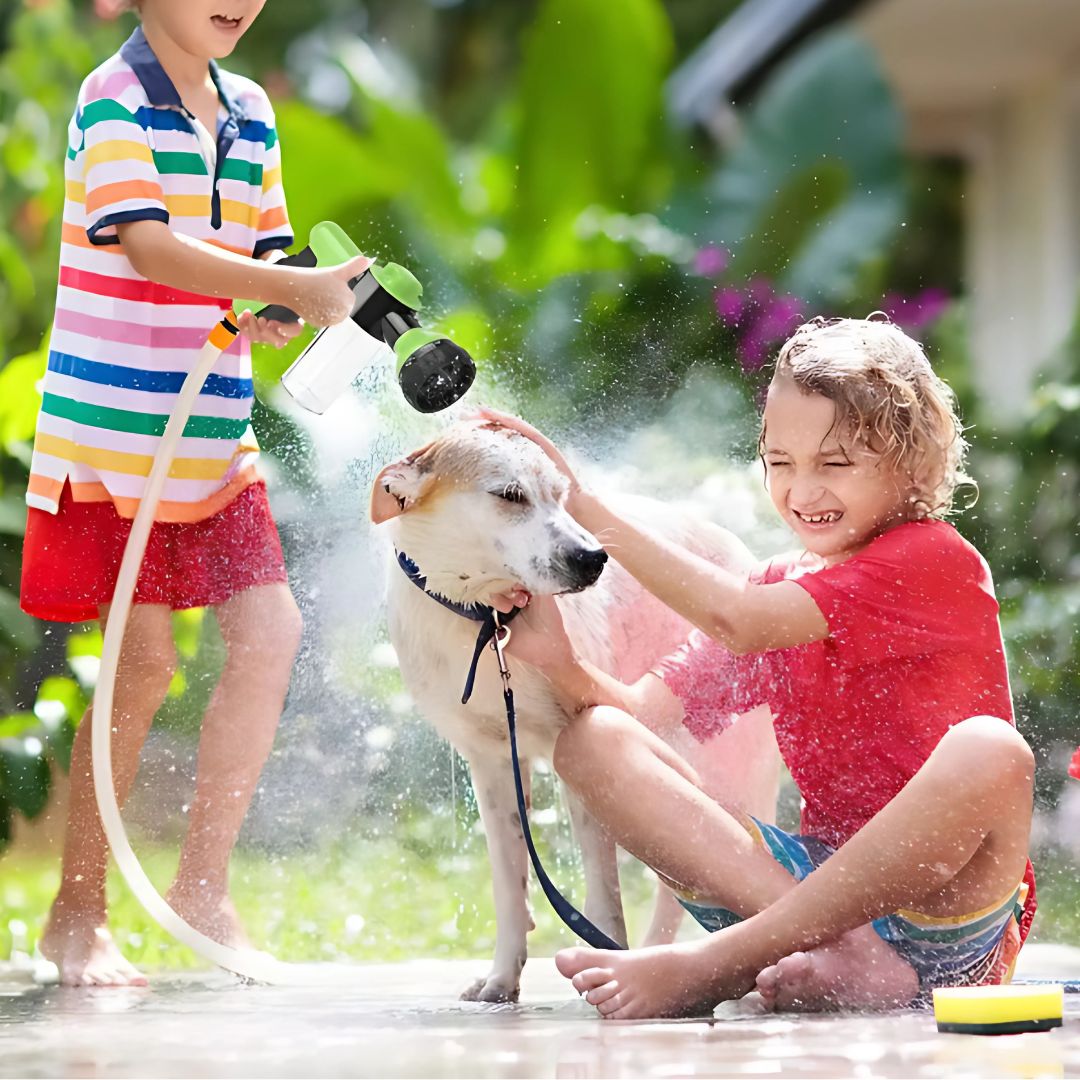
xmin=26 ymin=26 xmax=292 ymax=523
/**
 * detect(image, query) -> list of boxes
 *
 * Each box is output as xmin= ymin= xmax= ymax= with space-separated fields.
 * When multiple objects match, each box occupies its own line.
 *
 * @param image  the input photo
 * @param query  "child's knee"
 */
xmin=553 ymin=706 xmax=634 ymax=783
xmin=268 ymin=592 xmax=303 ymax=661
xmin=121 ymin=612 xmax=178 ymax=696
xmin=940 ymin=716 xmax=1035 ymax=788
xmin=225 ymin=587 xmax=303 ymax=669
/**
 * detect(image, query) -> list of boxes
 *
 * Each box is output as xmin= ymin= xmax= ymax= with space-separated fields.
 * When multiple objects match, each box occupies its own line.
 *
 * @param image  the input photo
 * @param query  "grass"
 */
xmin=0 ymin=811 xmax=666 ymax=971
xmin=2 ymin=815 xmax=1077 ymax=973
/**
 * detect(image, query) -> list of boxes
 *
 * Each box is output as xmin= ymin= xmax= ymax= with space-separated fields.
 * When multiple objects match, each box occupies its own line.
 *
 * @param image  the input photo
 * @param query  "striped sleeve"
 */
xmin=79 ymin=97 xmax=169 ymax=246
xmin=253 ymin=115 xmax=292 ymax=257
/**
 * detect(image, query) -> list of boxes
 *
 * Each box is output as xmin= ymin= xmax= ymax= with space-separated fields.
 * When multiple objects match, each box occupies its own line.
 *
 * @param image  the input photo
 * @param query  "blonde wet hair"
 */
xmin=767 ymin=313 xmax=972 ymax=519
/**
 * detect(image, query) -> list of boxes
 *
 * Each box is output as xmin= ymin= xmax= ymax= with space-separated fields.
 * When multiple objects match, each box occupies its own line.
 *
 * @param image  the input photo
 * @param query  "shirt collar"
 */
xmin=119 ymin=25 xmax=246 ymax=125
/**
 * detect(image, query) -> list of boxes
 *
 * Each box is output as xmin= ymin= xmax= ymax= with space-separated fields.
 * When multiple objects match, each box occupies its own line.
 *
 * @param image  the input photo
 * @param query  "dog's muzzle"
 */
xmin=555 ymin=545 xmax=608 ymax=591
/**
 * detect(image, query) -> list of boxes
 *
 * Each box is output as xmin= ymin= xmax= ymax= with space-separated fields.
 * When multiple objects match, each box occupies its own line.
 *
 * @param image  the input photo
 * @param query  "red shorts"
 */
xmin=20 ymin=480 xmax=288 ymax=622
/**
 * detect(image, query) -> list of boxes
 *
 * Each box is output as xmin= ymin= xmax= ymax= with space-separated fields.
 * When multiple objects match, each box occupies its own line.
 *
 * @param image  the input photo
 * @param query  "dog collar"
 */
xmin=395 ymin=550 xmax=522 ymax=703
xmin=396 ymin=550 xmax=487 ymax=622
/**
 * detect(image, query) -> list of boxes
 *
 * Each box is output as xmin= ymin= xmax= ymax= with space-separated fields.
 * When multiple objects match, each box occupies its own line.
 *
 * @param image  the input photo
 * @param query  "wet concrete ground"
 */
xmin=1 ymin=948 xmax=1077 ymax=1078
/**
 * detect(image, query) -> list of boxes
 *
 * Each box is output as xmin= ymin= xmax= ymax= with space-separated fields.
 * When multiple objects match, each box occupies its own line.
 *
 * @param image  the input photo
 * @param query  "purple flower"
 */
xmin=710 ymin=275 xmax=802 ymax=374
xmin=882 ymin=288 xmax=950 ymax=333
xmin=714 ymin=287 xmax=746 ymax=326
xmin=746 ymin=276 xmax=774 ymax=308
xmin=693 ymin=245 xmax=729 ymax=277
xmin=761 ymin=294 xmax=803 ymax=336
xmin=736 ymin=325 xmax=772 ymax=372
xmin=736 ymin=294 xmax=803 ymax=373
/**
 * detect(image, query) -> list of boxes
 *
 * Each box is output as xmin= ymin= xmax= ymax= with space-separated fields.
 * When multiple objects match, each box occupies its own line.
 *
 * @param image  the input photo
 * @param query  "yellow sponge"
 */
xmin=933 ymin=985 xmax=1064 ymax=1035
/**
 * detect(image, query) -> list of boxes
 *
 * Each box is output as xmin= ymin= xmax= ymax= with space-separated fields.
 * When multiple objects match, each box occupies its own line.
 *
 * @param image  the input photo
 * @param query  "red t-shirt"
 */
xmin=658 ymin=518 xmax=1015 ymax=849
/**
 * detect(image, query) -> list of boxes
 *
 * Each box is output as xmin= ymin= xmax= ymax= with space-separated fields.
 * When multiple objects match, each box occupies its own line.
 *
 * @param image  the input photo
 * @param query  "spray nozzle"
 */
xmin=235 ymin=222 xmax=476 ymax=414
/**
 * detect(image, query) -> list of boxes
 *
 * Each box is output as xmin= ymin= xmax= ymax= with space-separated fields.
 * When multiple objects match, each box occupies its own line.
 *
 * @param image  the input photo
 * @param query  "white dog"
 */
xmin=370 ymin=420 xmax=780 ymax=1002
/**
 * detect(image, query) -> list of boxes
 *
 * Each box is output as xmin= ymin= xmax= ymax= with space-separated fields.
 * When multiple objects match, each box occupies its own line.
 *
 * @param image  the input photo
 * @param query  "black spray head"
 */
xmin=397 ymin=339 xmax=476 ymax=413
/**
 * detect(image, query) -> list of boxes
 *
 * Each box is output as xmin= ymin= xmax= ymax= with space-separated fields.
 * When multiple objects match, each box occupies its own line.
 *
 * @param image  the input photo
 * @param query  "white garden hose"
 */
xmin=91 ymin=315 xmax=296 ymax=984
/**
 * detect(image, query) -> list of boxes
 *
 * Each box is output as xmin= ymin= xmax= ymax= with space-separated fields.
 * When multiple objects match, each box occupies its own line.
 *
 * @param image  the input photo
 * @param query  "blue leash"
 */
xmin=397 ymin=551 xmax=623 ymax=951
xmin=485 ymin=611 xmax=624 ymax=952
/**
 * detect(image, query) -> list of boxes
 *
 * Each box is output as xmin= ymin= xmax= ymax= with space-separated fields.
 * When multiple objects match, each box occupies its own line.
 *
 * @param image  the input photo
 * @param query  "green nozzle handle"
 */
xmin=309 ymin=220 xmax=363 ymax=264
xmin=372 ymin=263 xmax=423 ymax=312
xmin=233 ymin=221 xmax=368 ymax=321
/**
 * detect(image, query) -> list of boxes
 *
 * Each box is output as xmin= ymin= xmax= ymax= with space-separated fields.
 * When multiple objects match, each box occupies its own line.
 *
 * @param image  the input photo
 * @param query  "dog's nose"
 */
xmin=566 ymin=546 xmax=608 ymax=585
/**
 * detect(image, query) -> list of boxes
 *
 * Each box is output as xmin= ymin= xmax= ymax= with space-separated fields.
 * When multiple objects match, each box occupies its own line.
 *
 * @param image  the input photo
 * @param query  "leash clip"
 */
xmin=490 ymin=612 xmax=512 ymax=691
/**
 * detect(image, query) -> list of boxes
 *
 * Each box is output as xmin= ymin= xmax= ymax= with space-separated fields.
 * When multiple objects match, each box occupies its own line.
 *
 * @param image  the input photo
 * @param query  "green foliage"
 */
xmin=0 ymin=333 xmax=47 ymax=445
xmin=0 ymin=327 xmax=48 ymax=661
xmin=32 ymin=674 xmax=84 ymax=770
xmin=0 ymin=728 xmax=50 ymax=820
xmin=507 ymin=0 xmax=673 ymax=280
xmin=0 ymin=585 xmax=35 ymax=653
xmin=0 ymin=5 xmax=120 ymax=356
xmin=0 ymin=669 xmax=82 ymax=849
xmin=276 ymin=0 xmax=677 ymax=284
xmin=0 ymin=2 xmax=122 ymax=718
xmin=156 ymin=609 xmax=226 ymax=737
xmin=954 ymin=303 xmax=1080 ymax=798
xmin=0 ymin=607 xmax=94 ymax=848
xmin=1032 ymin=856 xmax=1080 ymax=945
xmin=710 ymin=31 xmax=905 ymax=304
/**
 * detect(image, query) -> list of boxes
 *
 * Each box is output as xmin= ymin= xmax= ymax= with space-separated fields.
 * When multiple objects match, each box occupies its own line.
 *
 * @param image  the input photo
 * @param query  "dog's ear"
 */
xmin=370 ymin=445 xmax=434 ymax=524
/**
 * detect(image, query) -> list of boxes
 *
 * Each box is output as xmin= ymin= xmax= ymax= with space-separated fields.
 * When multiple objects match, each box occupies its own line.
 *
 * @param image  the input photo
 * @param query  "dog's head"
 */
xmin=370 ymin=421 xmax=607 ymax=605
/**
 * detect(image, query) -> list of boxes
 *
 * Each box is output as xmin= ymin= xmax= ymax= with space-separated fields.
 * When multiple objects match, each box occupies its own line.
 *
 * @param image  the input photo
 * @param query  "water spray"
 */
xmin=89 ymin=223 xmax=473 ymax=984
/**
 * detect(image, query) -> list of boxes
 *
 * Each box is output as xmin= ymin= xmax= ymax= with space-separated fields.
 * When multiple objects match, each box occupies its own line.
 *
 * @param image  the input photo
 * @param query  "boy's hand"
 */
xmin=469 ymin=408 xmax=590 ymax=515
xmin=286 ymin=255 xmax=370 ymax=327
xmin=235 ymin=309 xmax=304 ymax=348
xmin=501 ymin=594 xmax=579 ymax=673
xmin=94 ymin=0 xmax=128 ymax=17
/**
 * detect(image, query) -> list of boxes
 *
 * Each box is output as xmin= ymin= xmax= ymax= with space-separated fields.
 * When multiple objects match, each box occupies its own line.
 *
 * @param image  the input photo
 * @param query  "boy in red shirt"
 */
xmin=480 ymin=314 xmax=1036 ymax=1018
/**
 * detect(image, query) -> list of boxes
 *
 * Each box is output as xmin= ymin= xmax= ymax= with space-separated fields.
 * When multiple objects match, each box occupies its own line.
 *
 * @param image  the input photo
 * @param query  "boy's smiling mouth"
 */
xmin=211 ymin=13 xmax=243 ymax=31
xmin=792 ymin=509 xmax=843 ymax=527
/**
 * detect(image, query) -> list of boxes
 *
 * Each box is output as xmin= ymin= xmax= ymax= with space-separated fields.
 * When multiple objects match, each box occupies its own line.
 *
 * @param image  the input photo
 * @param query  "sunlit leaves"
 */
xmin=0 ymin=331 xmax=48 ymax=447
xmin=505 ymin=0 xmax=674 ymax=282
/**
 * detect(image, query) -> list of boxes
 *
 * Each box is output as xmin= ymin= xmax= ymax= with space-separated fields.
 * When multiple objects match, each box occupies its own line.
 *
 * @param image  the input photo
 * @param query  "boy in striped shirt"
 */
xmin=21 ymin=0 xmax=367 ymax=986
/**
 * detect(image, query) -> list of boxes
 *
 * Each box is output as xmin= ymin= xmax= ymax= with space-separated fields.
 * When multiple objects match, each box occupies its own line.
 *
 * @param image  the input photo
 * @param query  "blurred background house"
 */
xmin=671 ymin=0 xmax=1080 ymax=416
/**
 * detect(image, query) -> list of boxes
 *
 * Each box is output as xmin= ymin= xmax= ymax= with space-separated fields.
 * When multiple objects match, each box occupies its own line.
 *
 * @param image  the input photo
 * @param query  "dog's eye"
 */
xmin=492 ymin=484 xmax=528 ymax=505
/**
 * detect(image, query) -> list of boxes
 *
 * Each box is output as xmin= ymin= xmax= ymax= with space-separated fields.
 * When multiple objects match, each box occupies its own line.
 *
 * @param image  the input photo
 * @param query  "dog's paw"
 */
xmin=460 ymin=973 xmax=520 ymax=1004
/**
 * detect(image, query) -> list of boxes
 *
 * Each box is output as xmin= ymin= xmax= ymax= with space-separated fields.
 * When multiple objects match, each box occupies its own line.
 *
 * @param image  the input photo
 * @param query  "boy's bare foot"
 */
xmin=40 ymin=908 xmax=147 ymax=988
xmin=556 ymin=940 xmax=756 ymax=1020
xmin=755 ymin=925 xmax=919 ymax=1012
xmin=165 ymin=882 xmax=251 ymax=949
